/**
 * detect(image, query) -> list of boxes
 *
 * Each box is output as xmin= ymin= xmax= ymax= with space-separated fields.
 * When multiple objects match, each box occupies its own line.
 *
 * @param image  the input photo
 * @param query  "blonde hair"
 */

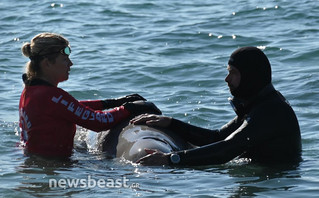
xmin=21 ymin=32 xmax=69 ymax=81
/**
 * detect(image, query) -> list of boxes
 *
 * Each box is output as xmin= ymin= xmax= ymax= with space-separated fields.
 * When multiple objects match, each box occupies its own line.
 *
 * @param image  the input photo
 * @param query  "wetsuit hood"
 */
xmin=228 ymin=47 xmax=272 ymax=100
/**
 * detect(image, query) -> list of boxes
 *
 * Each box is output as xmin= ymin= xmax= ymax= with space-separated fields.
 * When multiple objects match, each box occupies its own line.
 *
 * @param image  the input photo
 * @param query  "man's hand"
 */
xmin=136 ymin=149 xmax=170 ymax=166
xmin=130 ymin=114 xmax=172 ymax=128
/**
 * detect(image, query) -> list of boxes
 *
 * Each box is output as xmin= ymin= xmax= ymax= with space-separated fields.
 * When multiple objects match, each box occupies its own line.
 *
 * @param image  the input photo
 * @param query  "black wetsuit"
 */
xmin=168 ymin=84 xmax=302 ymax=165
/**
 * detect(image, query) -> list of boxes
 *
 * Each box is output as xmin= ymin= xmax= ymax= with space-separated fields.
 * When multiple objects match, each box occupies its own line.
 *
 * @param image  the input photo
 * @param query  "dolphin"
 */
xmin=95 ymin=102 xmax=193 ymax=162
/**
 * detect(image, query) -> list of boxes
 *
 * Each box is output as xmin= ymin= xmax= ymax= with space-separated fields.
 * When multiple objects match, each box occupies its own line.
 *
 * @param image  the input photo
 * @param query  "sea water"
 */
xmin=1 ymin=0 xmax=319 ymax=197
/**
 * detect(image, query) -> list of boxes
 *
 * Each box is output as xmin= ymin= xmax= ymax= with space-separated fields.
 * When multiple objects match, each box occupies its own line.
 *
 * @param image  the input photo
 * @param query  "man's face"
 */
xmin=225 ymin=65 xmax=241 ymax=93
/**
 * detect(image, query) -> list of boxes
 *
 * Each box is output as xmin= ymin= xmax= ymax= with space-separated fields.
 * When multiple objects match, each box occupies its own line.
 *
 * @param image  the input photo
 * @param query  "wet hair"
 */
xmin=228 ymin=47 xmax=272 ymax=99
xmin=21 ymin=32 xmax=69 ymax=81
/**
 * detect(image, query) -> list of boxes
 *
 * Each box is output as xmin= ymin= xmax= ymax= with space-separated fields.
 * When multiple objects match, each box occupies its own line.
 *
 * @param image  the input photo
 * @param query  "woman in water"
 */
xmin=19 ymin=32 xmax=159 ymax=158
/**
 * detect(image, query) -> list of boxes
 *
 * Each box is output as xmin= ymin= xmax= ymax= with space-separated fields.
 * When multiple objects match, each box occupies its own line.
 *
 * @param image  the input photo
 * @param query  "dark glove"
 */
xmin=102 ymin=94 xmax=146 ymax=109
xmin=123 ymin=101 xmax=162 ymax=115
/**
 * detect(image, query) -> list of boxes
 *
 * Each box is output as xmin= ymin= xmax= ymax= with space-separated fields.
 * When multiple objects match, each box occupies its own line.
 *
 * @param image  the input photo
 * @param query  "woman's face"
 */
xmin=44 ymin=53 xmax=73 ymax=86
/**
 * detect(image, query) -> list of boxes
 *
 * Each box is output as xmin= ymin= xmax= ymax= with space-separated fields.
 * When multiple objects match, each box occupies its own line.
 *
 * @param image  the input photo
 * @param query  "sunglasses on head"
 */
xmin=59 ymin=46 xmax=71 ymax=56
xmin=29 ymin=46 xmax=71 ymax=61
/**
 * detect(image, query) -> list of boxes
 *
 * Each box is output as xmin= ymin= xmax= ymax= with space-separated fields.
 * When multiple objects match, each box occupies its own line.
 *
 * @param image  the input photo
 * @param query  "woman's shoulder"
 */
xmin=25 ymin=85 xmax=74 ymax=102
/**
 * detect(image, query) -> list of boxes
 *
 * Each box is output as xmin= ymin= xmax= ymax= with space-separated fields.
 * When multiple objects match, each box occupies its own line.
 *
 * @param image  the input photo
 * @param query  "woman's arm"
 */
xmin=49 ymin=88 xmax=131 ymax=132
xmin=79 ymin=100 xmax=105 ymax=110
xmin=79 ymin=94 xmax=146 ymax=110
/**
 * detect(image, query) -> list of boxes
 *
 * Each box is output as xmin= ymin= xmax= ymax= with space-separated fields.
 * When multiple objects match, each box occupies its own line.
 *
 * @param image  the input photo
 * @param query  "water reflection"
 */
xmin=10 ymin=149 xmax=304 ymax=197
xmin=13 ymin=154 xmax=79 ymax=196
xmin=222 ymin=161 xmax=301 ymax=197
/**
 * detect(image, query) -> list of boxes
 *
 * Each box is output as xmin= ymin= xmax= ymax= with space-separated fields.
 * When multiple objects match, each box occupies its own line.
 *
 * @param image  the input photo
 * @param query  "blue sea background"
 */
xmin=1 ymin=0 xmax=319 ymax=197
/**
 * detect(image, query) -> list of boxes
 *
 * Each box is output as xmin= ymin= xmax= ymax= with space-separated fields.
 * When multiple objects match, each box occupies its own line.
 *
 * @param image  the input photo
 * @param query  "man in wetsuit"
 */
xmin=131 ymin=46 xmax=302 ymax=166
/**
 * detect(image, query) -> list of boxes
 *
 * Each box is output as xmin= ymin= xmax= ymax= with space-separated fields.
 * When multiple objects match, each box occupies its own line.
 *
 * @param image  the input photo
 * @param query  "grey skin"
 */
xmin=96 ymin=102 xmax=192 ymax=162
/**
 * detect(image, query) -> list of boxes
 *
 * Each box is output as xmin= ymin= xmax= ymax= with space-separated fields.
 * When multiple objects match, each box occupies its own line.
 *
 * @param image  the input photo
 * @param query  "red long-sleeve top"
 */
xmin=19 ymin=79 xmax=130 ymax=158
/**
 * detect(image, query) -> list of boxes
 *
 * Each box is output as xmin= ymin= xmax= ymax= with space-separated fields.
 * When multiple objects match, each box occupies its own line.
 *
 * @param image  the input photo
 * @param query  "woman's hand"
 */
xmin=123 ymin=101 xmax=162 ymax=115
xmin=130 ymin=114 xmax=172 ymax=128
xmin=103 ymin=94 xmax=146 ymax=109
xmin=136 ymin=149 xmax=170 ymax=166
xmin=118 ymin=94 xmax=146 ymax=104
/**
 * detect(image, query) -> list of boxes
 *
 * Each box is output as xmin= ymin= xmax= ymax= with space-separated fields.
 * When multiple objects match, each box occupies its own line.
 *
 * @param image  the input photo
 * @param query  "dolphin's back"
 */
xmin=96 ymin=117 xmax=193 ymax=162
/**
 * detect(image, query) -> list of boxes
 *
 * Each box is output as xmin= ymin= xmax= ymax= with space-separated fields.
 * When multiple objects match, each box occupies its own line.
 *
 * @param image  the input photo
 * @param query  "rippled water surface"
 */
xmin=1 ymin=0 xmax=319 ymax=197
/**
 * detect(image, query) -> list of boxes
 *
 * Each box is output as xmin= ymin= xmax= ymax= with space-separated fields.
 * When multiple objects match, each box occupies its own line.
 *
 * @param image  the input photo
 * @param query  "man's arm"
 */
xmin=172 ymin=105 xmax=283 ymax=166
xmin=167 ymin=118 xmax=221 ymax=146
xmin=174 ymin=119 xmax=250 ymax=166
xmin=167 ymin=116 xmax=242 ymax=146
xmin=137 ymin=120 xmax=249 ymax=166
xmin=132 ymin=114 xmax=243 ymax=146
